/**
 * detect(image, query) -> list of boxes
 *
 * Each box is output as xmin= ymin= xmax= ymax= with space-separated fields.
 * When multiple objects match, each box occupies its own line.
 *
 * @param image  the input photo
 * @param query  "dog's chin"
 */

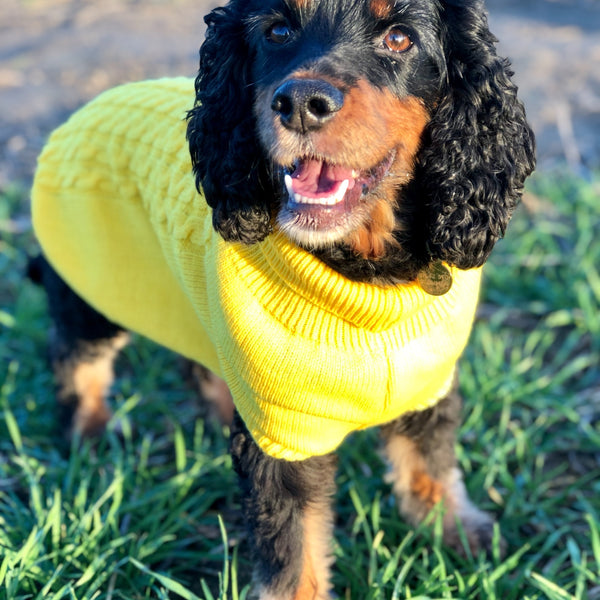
xmin=276 ymin=151 xmax=396 ymax=249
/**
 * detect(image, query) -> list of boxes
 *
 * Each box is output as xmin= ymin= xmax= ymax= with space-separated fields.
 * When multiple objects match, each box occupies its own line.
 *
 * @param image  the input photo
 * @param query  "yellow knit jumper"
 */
xmin=32 ymin=78 xmax=482 ymax=461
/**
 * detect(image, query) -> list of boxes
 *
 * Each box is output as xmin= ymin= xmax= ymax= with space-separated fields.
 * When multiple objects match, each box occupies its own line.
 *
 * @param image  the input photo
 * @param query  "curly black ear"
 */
xmin=187 ymin=2 xmax=274 ymax=244
xmin=415 ymin=0 xmax=535 ymax=269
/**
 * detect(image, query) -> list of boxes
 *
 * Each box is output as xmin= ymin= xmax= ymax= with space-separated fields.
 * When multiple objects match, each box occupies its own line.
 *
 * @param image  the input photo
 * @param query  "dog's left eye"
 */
xmin=266 ymin=22 xmax=292 ymax=45
xmin=383 ymin=27 xmax=413 ymax=53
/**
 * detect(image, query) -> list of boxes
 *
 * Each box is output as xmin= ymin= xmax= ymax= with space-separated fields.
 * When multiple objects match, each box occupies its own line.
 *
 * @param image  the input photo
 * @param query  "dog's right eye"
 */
xmin=383 ymin=27 xmax=413 ymax=53
xmin=266 ymin=22 xmax=292 ymax=45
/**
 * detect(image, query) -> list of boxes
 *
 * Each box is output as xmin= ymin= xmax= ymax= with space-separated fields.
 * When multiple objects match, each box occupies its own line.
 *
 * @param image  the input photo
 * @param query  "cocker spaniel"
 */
xmin=31 ymin=0 xmax=535 ymax=598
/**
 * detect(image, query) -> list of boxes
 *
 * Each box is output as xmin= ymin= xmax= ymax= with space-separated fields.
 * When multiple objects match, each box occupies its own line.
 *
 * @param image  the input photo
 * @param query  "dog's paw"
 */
xmin=398 ymin=466 xmax=505 ymax=559
xmin=442 ymin=503 xmax=505 ymax=558
xmin=438 ymin=468 xmax=505 ymax=557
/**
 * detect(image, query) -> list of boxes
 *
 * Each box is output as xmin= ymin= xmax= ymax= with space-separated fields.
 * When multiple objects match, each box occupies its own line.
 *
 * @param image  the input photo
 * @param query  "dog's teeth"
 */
xmin=289 ymin=179 xmax=350 ymax=207
xmin=336 ymin=179 xmax=350 ymax=202
xmin=284 ymin=174 xmax=294 ymax=199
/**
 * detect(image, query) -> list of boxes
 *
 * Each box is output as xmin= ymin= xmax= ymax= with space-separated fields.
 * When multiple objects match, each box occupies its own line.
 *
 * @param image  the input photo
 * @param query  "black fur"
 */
xmin=187 ymin=5 xmax=275 ymax=244
xmin=418 ymin=0 xmax=535 ymax=270
xmin=230 ymin=413 xmax=337 ymax=595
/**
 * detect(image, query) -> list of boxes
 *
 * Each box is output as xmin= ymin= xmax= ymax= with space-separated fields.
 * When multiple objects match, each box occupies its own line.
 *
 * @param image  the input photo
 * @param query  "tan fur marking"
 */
xmin=289 ymin=0 xmax=312 ymax=10
xmin=411 ymin=470 xmax=444 ymax=507
xmin=370 ymin=0 xmax=393 ymax=19
xmin=72 ymin=359 xmax=114 ymax=436
xmin=71 ymin=333 xmax=128 ymax=436
xmin=385 ymin=435 xmax=426 ymax=499
xmin=313 ymin=81 xmax=428 ymax=167
xmin=347 ymin=179 xmax=401 ymax=258
xmin=293 ymin=502 xmax=334 ymax=600
xmin=328 ymin=85 xmax=428 ymax=258
xmin=385 ymin=435 xmax=446 ymax=513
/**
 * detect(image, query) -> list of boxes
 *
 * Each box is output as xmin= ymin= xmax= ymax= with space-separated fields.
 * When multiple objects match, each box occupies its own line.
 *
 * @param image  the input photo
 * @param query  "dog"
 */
xmin=30 ymin=0 xmax=535 ymax=598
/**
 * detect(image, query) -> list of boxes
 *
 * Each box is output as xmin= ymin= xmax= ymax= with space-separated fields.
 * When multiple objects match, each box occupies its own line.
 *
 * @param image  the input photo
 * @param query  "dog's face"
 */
xmin=188 ymin=0 xmax=535 ymax=282
xmin=247 ymin=0 xmax=443 ymax=253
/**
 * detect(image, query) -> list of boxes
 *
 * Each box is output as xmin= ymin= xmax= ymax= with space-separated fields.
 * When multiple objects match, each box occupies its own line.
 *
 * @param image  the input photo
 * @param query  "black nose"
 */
xmin=271 ymin=79 xmax=344 ymax=133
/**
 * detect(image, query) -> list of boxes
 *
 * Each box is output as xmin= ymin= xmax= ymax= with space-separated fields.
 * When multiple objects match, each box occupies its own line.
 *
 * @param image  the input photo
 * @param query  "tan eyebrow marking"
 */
xmin=370 ymin=0 xmax=394 ymax=19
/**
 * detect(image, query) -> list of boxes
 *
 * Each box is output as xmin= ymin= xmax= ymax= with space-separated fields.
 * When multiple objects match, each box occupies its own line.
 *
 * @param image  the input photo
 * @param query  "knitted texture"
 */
xmin=32 ymin=78 xmax=483 ymax=461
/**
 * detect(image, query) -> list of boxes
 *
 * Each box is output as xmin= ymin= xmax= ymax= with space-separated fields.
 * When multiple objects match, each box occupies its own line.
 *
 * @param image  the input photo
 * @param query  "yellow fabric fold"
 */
xmin=32 ymin=78 xmax=482 ymax=461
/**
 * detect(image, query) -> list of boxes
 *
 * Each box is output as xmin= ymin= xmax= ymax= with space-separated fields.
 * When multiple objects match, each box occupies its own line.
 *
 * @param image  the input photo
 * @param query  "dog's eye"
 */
xmin=383 ymin=27 xmax=412 ymax=53
xmin=266 ymin=22 xmax=292 ymax=45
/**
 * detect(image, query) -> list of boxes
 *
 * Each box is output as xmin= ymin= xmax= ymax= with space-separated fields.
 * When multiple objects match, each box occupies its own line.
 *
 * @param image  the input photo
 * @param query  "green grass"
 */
xmin=1 ymin=172 xmax=599 ymax=599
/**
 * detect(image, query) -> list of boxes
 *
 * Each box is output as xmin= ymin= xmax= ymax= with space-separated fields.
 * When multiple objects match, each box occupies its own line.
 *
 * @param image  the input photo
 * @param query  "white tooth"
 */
xmin=284 ymin=174 xmax=294 ymax=199
xmin=291 ymin=184 xmax=350 ymax=207
xmin=351 ymin=170 xmax=359 ymax=178
xmin=287 ymin=175 xmax=351 ymax=207
xmin=336 ymin=179 xmax=350 ymax=202
xmin=296 ymin=194 xmax=311 ymax=205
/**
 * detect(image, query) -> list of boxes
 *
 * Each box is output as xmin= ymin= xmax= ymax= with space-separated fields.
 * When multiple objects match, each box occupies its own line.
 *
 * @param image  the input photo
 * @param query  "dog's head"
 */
xmin=187 ymin=0 xmax=535 ymax=281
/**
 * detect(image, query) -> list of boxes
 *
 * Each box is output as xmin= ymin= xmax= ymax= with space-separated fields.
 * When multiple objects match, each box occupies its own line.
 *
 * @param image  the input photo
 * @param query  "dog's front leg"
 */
xmin=230 ymin=414 xmax=336 ymax=600
xmin=381 ymin=392 xmax=500 ymax=556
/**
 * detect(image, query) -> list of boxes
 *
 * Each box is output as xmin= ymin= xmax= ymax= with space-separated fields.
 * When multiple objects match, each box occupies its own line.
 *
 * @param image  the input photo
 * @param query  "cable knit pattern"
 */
xmin=32 ymin=78 xmax=483 ymax=460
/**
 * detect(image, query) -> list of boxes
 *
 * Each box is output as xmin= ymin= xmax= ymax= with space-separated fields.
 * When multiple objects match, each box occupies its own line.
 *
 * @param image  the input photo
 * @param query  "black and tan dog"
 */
xmin=31 ymin=0 xmax=535 ymax=598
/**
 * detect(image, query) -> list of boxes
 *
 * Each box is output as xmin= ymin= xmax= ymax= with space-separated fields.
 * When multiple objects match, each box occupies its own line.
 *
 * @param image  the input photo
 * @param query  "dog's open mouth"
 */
xmin=278 ymin=151 xmax=396 ymax=246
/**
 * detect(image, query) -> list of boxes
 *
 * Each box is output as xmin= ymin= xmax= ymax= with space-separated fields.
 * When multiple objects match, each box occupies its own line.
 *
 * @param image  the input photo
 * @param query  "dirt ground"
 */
xmin=1 ymin=0 xmax=599 ymax=192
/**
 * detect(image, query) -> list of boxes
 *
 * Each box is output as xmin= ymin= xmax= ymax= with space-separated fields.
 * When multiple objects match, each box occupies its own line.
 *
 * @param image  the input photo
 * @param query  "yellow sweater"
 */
xmin=32 ymin=78 xmax=482 ymax=461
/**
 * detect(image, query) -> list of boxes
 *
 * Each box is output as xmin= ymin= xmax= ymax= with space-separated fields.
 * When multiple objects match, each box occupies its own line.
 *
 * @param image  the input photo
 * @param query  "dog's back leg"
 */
xmin=230 ymin=413 xmax=336 ymax=600
xmin=381 ymin=391 xmax=501 ymax=556
xmin=29 ymin=255 xmax=128 ymax=437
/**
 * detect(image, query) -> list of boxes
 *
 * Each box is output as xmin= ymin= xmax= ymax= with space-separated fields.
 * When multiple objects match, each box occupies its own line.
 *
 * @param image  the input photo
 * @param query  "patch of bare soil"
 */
xmin=1 ymin=0 xmax=599 ymax=190
xmin=487 ymin=0 xmax=600 ymax=174
xmin=0 ymin=0 xmax=216 ymax=189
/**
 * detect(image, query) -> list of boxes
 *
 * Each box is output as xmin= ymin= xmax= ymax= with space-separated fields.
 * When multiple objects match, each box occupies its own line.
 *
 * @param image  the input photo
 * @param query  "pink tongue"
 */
xmin=291 ymin=159 xmax=354 ymax=197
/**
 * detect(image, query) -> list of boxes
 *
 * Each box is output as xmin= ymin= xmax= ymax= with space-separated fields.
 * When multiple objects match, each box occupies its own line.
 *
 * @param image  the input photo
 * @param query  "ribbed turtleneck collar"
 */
xmin=231 ymin=230 xmax=449 ymax=334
